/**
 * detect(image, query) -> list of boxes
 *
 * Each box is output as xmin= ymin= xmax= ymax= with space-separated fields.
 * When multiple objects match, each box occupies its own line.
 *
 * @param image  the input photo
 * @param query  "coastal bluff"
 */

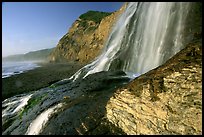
xmin=48 ymin=3 xmax=127 ymax=64
xmin=48 ymin=2 xmax=202 ymax=135
xmin=2 ymin=2 xmax=202 ymax=135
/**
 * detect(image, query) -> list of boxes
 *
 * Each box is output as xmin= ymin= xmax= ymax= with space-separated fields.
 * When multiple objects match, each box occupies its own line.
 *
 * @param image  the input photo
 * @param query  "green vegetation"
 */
xmin=24 ymin=48 xmax=55 ymax=60
xmin=2 ymin=118 xmax=16 ymax=132
xmin=80 ymin=20 xmax=89 ymax=28
xmin=49 ymin=84 xmax=56 ymax=88
xmin=79 ymin=10 xmax=112 ymax=24
xmin=19 ymin=93 xmax=48 ymax=119
xmin=86 ymin=26 xmax=98 ymax=32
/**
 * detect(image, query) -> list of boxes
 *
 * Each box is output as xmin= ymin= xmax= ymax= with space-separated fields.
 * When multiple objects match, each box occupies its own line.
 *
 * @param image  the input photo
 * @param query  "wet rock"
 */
xmin=2 ymin=41 xmax=201 ymax=135
xmin=2 ymin=70 xmax=131 ymax=135
xmin=105 ymin=41 xmax=202 ymax=135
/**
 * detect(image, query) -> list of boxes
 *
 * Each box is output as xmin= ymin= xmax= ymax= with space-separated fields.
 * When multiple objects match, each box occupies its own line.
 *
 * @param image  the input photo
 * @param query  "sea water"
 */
xmin=2 ymin=61 xmax=40 ymax=78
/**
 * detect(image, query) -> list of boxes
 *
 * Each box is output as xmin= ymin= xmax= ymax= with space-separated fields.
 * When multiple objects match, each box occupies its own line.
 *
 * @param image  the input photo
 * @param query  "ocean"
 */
xmin=2 ymin=61 xmax=40 ymax=78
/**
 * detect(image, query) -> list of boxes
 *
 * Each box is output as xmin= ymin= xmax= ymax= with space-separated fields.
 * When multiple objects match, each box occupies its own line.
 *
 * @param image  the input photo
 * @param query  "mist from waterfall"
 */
xmin=70 ymin=2 xmax=191 ymax=81
xmin=2 ymin=2 xmax=197 ymax=135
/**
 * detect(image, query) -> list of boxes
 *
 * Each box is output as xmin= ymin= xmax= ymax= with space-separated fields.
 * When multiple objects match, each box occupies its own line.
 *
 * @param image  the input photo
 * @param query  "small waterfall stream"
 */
xmin=2 ymin=2 xmax=198 ymax=135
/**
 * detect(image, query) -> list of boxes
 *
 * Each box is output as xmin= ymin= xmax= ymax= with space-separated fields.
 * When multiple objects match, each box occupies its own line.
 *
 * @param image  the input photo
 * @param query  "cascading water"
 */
xmin=2 ymin=2 xmax=198 ymax=135
xmin=69 ymin=2 xmax=191 ymax=81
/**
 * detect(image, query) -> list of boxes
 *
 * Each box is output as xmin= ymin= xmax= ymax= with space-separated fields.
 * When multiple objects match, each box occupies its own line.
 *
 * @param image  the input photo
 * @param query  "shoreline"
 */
xmin=2 ymin=62 xmax=83 ymax=101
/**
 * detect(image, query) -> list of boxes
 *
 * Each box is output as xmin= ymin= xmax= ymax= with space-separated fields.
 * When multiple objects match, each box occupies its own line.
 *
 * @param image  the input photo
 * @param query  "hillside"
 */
xmin=3 ymin=48 xmax=55 ymax=62
xmin=49 ymin=4 xmax=127 ymax=64
xmin=2 ymin=2 xmax=202 ymax=135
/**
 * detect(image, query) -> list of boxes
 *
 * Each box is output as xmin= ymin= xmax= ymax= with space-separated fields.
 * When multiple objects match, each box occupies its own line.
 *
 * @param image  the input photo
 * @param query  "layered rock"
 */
xmin=105 ymin=39 xmax=202 ymax=135
xmin=3 ymin=2 xmax=202 ymax=135
xmin=49 ymin=3 xmax=127 ymax=64
xmin=3 ymin=38 xmax=202 ymax=135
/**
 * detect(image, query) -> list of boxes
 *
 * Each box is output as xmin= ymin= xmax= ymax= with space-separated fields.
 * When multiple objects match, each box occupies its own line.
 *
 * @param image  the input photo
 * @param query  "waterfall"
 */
xmin=25 ymin=103 xmax=64 ymax=135
xmin=69 ymin=2 xmax=191 ymax=81
xmin=2 ymin=94 xmax=33 ymax=118
xmin=2 ymin=2 xmax=199 ymax=135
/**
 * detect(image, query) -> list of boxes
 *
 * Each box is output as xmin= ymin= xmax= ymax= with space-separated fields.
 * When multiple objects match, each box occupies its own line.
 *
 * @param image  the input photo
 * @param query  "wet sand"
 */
xmin=2 ymin=62 xmax=83 ymax=101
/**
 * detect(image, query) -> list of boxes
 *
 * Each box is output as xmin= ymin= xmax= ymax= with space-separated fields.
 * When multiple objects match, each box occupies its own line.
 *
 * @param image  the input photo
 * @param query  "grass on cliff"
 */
xmin=79 ymin=10 xmax=112 ymax=24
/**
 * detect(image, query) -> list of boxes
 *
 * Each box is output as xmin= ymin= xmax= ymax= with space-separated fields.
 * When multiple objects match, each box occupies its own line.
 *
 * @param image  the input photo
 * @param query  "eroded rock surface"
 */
xmin=49 ymin=3 xmax=127 ymax=64
xmin=3 ymin=40 xmax=202 ymax=135
xmin=2 ymin=71 xmax=130 ymax=135
xmin=106 ymin=40 xmax=202 ymax=135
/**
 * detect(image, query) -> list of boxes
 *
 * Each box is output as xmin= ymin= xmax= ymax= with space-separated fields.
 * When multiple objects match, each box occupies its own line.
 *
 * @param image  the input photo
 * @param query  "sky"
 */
xmin=2 ymin=2 xmax=124 ymax=57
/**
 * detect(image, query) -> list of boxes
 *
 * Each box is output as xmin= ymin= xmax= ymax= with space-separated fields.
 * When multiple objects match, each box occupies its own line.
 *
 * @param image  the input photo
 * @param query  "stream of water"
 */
xmin=2 ymin=2 xmax=196 ymax=135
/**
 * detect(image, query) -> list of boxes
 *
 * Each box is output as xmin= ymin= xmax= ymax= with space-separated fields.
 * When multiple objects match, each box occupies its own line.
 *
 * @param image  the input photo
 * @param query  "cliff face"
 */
xmin=105 ymin=39 xmax=202 ymax=135
xmin=47 ymin=3 xmax=202 ymax=135
xmin=49 ymin=4 xmax=127 ymax=64
xmin=104 ymin=3 xmax=202 ymax=135
xmin=2 ymin=39 xmax=202 ymax=135
xmin=3 ymin=3 xmax=201 ymax=135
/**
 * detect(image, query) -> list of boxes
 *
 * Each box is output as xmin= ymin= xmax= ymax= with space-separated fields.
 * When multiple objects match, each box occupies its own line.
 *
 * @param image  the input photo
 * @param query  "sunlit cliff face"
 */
xmin=69 ymin=2 xmax=193 ymax=81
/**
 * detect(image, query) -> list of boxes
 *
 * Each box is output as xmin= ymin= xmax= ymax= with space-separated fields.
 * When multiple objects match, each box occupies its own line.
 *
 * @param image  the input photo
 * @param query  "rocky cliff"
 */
xmin=49 ymin=3 xmax=127 ymax=64
xmin=2 ymin=2 xmax=202 ymax=135
xmin=2 ymin=37 xmax=202 ymax=135
xmin=105 ymin=37 xmax=202 ymax=135
xmin=48 ymin=2 xmax=202 ymax=135
xmin=103 ymin=3 xmax=202 ymax=135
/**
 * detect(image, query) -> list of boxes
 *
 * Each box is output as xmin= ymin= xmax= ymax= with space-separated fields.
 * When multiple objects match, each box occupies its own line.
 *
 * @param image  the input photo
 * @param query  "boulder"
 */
xmin=105 ymin=39 xmax=202 ymax=135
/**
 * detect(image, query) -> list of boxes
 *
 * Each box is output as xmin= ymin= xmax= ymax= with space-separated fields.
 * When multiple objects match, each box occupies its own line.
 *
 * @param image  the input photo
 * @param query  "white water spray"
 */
xmin=2 ymin=94 xmax=33 ymax=118
xmin=69 ymin=2 xmax=191 ymax=81
xmin=2 ymin=2 xmax=195 ymax=135
xmin=25 ymin=103 xmax=64 ymax=135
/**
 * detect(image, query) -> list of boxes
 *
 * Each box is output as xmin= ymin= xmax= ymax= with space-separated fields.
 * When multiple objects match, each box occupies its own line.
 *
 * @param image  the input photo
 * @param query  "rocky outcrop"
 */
xmin=104 ymin=3 xmax=202 ymax=135
xmin=2 ymin=70 xmax=130 ymax=135
xmin=3 ymin=38 xmax=202 ymax=135
xmin=105 ymin=38 xmax=202 ymax=135
xmin=3 ymin=2 xmax=202 ymax=135
xmin=49 ymin=3 xmax=127 ymax=64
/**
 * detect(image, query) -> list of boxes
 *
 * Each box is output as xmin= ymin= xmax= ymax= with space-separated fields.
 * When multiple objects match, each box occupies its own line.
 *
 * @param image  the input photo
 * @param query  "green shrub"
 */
xmin=80 ymin=20 xmax=88 ymax=28
xmin=86 ymin=26 xmax=98 ymax=32
xmin=79 ymin=10 xmax=112 ymax=24
xmin=19 ymin=93 xmax=48 ymax=119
